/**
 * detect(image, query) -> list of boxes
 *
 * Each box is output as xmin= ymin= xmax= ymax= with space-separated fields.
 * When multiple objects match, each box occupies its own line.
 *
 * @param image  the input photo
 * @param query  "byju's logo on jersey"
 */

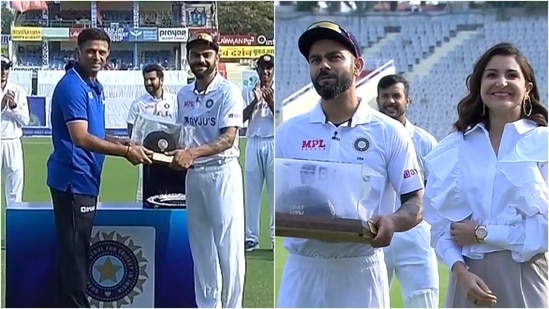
xmin=184 ymin=116 xmax=217 ymax=127
xmin=301 ymin=139 xmax=326 ymax=151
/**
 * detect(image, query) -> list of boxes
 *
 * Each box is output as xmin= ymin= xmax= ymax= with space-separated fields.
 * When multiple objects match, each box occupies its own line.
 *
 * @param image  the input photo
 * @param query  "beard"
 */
xmin=378 ymin=103 xmax=406 ymax=119
xmin=190 ymin=62 xmax=216 ymax=79
xmin=312 ymin=69 xmax=353 ymax=100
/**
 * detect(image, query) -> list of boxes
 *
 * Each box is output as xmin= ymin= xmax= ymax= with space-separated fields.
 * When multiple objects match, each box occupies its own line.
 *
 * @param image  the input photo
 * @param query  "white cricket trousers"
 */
xmin=277 ymin=250 xmax=390 ymax=308
xmin=244 ymin=137 xmax=274 ymax=243
xmin=384 ymin=221 xmax=439 ymax=308
xmin=1 ymin=138 xmax=24 ymax=204
xmin=186 ymin=158 xmax=246 ymax=308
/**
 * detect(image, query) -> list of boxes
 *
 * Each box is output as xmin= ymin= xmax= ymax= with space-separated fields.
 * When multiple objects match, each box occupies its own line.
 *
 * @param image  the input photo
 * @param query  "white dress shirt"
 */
xmin=423 ymin=119 xmax=548 ymax=269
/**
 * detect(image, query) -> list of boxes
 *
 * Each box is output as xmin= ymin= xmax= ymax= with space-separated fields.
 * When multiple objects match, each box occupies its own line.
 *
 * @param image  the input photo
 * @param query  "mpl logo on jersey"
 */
xmin=158 ymin=28 xmax=188 ymax=42
xmin=301 ymin=139 xmax=326 ymax=151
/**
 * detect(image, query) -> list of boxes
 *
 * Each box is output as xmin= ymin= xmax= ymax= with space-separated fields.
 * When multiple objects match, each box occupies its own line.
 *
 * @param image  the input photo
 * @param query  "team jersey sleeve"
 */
xmin=57 ymin=83 xmax=88 ymax=123
xmin=218 ymin=85 xmax=244 ymax=129
xmin=5 ymin=85 xmax=30 ymax=126
xmin=387 ymin=125 xmax=424 ymax=195
xmin=126 ymin=99 xmax=140 ymax=124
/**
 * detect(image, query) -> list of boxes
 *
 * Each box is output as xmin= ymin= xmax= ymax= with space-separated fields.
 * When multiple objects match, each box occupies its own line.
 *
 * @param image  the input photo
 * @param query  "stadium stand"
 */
xmin=276 ymin=9 xmax=548 ymax=140
xmin=9 ymin=1 xmax=214 ymax=70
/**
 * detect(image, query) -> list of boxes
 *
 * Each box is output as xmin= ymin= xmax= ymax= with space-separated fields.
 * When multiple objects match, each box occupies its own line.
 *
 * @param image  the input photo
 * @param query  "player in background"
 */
xmin=275 ymin=21 xmax=424 ymax=308
xmin=127 ymin=63 xmax=178 ymax=202
xmin=243 ymin=54 xmax=275 ymax=251
xmin=1 ymin=56 xmax=30 ymax=204
xmin=170 ymin=33 xmax=246 ymax=308
xmin=376 ymin=74 xmax=440 ymax=308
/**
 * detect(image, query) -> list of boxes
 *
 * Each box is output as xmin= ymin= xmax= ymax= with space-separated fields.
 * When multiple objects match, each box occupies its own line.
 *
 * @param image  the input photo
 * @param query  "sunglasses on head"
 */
xmin=306 ymin=21 xmax=360 ymax=56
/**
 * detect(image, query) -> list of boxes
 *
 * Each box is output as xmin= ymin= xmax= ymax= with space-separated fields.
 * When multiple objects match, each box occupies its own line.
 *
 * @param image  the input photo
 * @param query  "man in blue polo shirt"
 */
xmin=47 ymin=28 xmax=153 ymax=307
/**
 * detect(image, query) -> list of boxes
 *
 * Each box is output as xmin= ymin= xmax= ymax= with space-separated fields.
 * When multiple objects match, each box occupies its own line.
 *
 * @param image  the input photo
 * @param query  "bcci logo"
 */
xmin=87 ymin=231 xmax=149 ymax=307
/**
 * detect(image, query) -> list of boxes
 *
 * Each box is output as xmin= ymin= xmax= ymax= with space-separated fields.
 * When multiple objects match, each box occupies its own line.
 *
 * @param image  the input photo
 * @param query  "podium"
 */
xmin=5 ymin=202 xmax=197 ymax=308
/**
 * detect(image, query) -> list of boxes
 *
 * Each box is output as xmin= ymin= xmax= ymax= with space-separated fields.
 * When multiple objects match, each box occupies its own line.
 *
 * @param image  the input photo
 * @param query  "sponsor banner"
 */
xmin=11 ymin=27 xmax=42 ymax=41
xmin=218 ymin=34 xmax=273 ymax=46
xmin=158 ymin=28 xmax=188 ymax=42
xmin=41 ymin=27 xmax=69 ymax=39
xmin=69 ymin=27 xmax=83 ymax=41
xmin=1 ymin=34 xmax=10 ymax=44
xmin=128 ymin=27 xmax=158 ymax=42
xmin=219 ymin=46 xmax=275 ymax=59
xmin=103 ymin=25 xmax=130 ymax=43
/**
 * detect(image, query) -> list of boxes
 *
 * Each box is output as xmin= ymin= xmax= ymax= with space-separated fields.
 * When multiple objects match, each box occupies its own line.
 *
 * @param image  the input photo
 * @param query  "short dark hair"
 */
xmin=142 ymin=64 xmax=164 ymax=79
xmin=377 ymin=74 xmax=410 ymax=96
xmin=77 ymin=28 xmax=111 ymax=48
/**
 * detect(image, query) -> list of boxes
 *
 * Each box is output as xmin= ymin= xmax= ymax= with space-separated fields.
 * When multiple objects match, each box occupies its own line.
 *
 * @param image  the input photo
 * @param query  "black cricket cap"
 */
xmin=298 ymin=21 xmax=361 ymax=59
xmin=257 ymin=54 xmax=274 ymax=67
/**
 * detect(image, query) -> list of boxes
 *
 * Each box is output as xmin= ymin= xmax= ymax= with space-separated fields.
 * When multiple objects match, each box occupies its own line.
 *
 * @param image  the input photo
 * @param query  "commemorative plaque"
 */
xmin=131 ymin=113 xmax=195 ymax=209
xmin=275 ymin=158 xmax=382 ymax=243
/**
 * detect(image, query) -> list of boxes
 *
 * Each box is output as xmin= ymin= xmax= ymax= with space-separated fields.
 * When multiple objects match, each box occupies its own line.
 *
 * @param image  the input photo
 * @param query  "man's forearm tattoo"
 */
xmin=208 ymin=133 xmax=234 ymax=153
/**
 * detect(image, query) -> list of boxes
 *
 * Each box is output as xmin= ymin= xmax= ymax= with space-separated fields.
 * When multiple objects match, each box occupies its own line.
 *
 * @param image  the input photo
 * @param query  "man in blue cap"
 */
xmin=275 ymin=21 xmax=425 ymax=308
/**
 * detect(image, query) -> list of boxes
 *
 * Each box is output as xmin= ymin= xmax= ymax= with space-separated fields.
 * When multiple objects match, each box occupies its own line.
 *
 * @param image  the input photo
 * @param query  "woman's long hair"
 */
xmin=453 ymin=42 xmax=548 ymax=133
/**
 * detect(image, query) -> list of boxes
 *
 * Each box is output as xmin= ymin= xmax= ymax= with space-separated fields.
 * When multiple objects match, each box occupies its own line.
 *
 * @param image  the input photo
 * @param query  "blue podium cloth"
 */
xmin=6 ymin=202 xmax=196 ymax=308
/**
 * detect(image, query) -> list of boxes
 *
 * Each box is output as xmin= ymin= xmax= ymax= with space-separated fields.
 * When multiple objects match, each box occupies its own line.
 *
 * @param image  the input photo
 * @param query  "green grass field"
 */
xmin=1 ymin=138 xmax=274 ymax=308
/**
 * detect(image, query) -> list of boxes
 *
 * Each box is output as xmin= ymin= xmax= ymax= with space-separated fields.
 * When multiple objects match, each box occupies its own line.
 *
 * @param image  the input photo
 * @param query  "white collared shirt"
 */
xmin=423 ymin=119 xmax=548 ymax=269
xmin=176 ymin=73 xmax=244 ymax=164
xmin=243 ymin=83 xmax=274 ymax=138
xmin=127 ymin=90 xmax=178 ymax=125
xmin=275 ymin=100 xmax=424 ymax=258
xmin=1 ymin=82 xmax=30 ymax=139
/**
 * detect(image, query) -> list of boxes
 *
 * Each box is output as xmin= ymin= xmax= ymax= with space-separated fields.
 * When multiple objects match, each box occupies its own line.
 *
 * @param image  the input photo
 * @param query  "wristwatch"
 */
xmin=474 ymin=225 xmax=488 ymax=244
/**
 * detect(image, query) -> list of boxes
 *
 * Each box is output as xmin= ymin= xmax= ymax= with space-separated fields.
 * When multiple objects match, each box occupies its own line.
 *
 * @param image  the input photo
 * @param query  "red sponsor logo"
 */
xmin=403 ymin=169 xmax=418 ymax=179
xmin=301 ymin=139 xmax=326 ymax=151
xmin=69 ymin=27 xmax=84 ymax=41
xmin=218 ymin=34 xmax=274 ymax=46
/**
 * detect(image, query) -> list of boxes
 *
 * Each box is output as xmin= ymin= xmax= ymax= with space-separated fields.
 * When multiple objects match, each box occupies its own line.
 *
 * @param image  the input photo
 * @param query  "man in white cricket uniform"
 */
xmin=127 ymin=63 xmax=178 ymax=202
xmin=1 ymin=56 xmax=30 ymax=204
xmin=376 ymin=74 xmax=439 ymax=308
xmin=170 ymin=33 xmax=245 ymax=308
xmin=275 ymin=21 xmax=425 ymax=308
xmin=243 ymin=54 xmax=275 ymax=251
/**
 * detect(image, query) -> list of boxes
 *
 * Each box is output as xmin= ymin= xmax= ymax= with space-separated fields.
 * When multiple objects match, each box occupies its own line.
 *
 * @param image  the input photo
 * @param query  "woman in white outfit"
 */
xmin=423 ymin=42 xmax=548 ymax=308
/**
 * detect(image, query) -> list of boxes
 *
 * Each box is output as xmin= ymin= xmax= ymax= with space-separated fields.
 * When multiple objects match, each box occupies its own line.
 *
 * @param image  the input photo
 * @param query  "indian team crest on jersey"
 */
xmin=86 ymin=226 xmax=155 ymax=307
xmin=353 ymin=137 xmax=370 ymax=152
xmin=154 ymin=100 xmax=176 ymax=119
